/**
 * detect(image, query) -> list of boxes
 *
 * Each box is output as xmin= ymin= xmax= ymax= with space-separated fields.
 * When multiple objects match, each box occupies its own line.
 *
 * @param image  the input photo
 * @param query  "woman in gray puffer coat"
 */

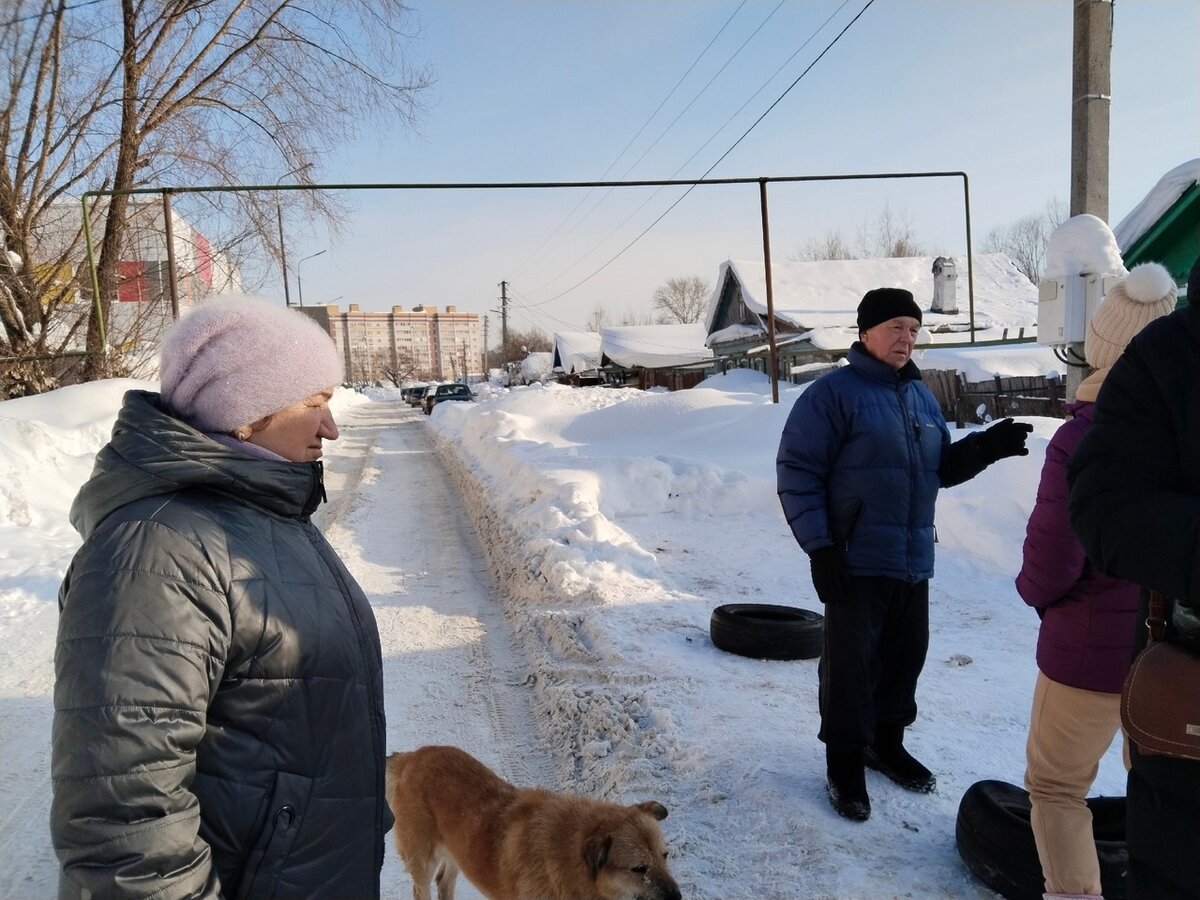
xmin=52 ymin=297 xmax=392 ymax=899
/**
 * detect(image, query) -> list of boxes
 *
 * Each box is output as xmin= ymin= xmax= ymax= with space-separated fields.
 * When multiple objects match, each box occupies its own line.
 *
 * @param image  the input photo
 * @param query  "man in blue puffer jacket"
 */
xmin=777 ymin=287 xmax=1032 ymax=821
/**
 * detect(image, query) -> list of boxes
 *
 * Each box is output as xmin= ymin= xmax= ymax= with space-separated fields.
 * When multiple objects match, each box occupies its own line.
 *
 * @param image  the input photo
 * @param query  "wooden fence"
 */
xmin=924 ymin=370 xmax=1065 ymax=427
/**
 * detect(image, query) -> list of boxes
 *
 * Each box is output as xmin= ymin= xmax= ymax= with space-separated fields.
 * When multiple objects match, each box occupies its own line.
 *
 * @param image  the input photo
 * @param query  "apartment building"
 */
xmin=299 ymin=303 xmax=483 ymax=383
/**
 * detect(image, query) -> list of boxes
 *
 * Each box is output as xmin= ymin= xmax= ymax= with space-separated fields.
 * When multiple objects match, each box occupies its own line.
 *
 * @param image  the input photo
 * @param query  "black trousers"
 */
xmin=1127 ymin=744 xmax=1200 ymax=899
xmin=818 ymin=575 xmax=929 ymax=752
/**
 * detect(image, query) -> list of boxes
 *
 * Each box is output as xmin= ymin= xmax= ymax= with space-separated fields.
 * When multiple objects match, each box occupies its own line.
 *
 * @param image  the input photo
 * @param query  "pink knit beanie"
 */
xmin=159 ymin=295 xmax=343 ymax=432
xmin=1084 ymin=262 xmax=1177 ymax=370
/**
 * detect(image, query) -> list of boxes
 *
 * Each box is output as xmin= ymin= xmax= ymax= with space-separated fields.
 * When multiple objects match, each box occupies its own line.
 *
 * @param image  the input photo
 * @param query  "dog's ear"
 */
xmin=583 ymin=833 xmax=612 ymax=880
xmin=634 ymin=800 xmax=669 ymax=821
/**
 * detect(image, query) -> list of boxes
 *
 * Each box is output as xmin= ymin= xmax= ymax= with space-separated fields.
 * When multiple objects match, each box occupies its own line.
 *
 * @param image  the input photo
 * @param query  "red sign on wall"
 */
xmin=117 ymin=261 xmax=147 ymax=302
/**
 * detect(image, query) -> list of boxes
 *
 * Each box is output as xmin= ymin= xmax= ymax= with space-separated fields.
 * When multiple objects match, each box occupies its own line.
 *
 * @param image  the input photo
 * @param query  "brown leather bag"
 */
xmin=1120 ymin=591 xmax=1200 ymax=761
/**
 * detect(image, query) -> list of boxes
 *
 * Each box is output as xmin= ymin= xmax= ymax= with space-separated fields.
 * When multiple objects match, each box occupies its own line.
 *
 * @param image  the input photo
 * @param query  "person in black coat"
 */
xmin=1068 ymin=256 xmax=1200 ymax=900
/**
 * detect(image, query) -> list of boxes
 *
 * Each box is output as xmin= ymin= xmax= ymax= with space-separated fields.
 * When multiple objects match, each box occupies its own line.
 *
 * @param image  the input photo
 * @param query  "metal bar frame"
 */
xmin=70 ymin=172 xmax=975 ymax=395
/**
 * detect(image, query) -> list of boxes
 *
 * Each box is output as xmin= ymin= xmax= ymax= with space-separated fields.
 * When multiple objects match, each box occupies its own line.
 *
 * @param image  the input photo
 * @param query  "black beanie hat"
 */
xmin=1188 ymin=254 xmax=1200 ymax=306
xmin=857 ymin=287 xmax=923 ymax=332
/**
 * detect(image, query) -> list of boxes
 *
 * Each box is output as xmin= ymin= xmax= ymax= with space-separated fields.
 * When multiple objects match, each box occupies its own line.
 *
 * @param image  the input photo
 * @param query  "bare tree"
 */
xmin=790 ymin=203 xmax=926 ymax=263
xmin=585 ymin=303 xmax=609 ymax=333
xmin=486 ymin=325 xmax=550 ymax=370
xmin=791 ymin=230 xmax=856 ymax=262
xmin=980 ymin=198 xmax=1067 ymax=284
xmin=856 ymin=203 xmax=924 ymax=258
xmin=620 ymin=309 xmax=657 ymax=326
xmin=2 ymin=0 xmax=431 ymax=394
xmin=652 ymin=275 xmax=710 ymax=324
xmin=505 ymin=326 xmax=552 ymax=356
xmin=379 ymin=347 xmax=418 ymax=387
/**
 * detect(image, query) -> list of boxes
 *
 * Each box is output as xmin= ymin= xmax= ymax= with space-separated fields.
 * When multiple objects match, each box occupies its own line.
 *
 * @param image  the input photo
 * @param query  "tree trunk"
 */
xmin=84 ymin=0 xmax=141 ymax=380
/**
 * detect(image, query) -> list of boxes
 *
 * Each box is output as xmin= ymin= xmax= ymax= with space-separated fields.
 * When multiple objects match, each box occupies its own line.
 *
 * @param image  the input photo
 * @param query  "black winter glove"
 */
xmin=977 ymin=417 xmax=1033 ymax=464
xmin=809 ymin=545 xmax=850 ymax=605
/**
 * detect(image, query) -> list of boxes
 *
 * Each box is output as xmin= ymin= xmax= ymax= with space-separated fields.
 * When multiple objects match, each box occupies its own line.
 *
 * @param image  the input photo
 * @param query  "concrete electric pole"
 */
xmin=483 ymin=315 xmax=490 ymax=376
xmin=1067 ymin=0 xmax=1112 ymax=400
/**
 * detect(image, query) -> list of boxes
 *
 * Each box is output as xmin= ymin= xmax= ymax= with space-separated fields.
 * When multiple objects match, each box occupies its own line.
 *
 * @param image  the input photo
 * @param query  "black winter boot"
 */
xmin=826 ymin=748 xmax=870 ymax=821
xmin=864 ymin=723 xmax=936 ymax=793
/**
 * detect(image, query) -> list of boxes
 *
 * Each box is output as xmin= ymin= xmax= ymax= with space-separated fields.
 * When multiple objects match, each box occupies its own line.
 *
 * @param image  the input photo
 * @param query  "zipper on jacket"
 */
xmin=312 ymin=533 xmax=386 ymax=887
xmin=900 ymin=383 xmax=920 ymax=582
xmin=301 ymin=461 xmax=327 ymax=519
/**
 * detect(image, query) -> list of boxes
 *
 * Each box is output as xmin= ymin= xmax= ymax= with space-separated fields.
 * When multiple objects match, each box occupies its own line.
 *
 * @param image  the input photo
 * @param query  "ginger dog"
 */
xmin=386 ymin=745 xmax=682 ymax=900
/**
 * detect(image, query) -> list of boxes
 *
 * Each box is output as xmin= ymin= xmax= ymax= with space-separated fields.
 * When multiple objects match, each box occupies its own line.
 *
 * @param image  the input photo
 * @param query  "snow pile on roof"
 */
xmin=1114 ymin=157 xmax=1200 ymax=251
xmin=710 ymin=253 xmax=1038 ymax=347
xmin=519 ymin=352 xmax=554 ymax=382
xmin=600 ymin=323 xmax=713 ymax=369
xmin=1043 ymin=214 xmax=1126 ymax=280
xmin=552 ymin=330 xmax=602 ymax=373
xmin=705 ymin=322 xmax=761 ymax=347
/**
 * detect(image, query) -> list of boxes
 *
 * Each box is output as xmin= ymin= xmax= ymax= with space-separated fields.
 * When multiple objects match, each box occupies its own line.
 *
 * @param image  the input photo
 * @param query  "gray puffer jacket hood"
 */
xmin=69 ymin=391 xmax=326 ymax=538
xmin=53 ymin=390 xmax=391 ymax=899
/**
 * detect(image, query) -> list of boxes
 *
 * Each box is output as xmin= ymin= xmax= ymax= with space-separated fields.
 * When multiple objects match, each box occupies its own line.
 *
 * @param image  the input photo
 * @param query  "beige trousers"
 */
xmin=1024 ymin=671 xmax=1128 ymax=897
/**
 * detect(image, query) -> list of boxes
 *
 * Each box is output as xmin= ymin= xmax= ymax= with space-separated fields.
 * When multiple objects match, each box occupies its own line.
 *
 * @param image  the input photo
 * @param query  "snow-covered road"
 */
xmin=317 ymin=398 xmax=558 ymax=899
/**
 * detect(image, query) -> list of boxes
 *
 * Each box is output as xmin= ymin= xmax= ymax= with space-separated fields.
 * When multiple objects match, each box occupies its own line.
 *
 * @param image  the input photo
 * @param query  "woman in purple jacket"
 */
xmin=1015 ymin=262 xmax=1176 ymax=900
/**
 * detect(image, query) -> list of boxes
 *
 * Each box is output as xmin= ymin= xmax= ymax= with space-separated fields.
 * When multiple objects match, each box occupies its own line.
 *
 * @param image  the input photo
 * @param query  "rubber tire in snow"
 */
xmin=709 ymin=604 xmax=824 ymax=661
xmin=955 ymin=779 xmax=1127 ymax=900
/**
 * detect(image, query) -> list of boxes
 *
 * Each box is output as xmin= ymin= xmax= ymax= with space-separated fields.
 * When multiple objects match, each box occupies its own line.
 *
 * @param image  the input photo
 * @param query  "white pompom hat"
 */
xmin=159 ymin=295 xmax=343 ymax=432
xmin=1084 ymin=262 xmax=1177 ymax=371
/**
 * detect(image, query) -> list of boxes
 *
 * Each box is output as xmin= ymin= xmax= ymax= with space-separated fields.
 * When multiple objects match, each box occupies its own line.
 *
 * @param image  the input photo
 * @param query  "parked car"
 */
xmin=406 ymin=385 xmax=430 ymax=408
xmin=423 ymin=382 xmax=474 ymax=415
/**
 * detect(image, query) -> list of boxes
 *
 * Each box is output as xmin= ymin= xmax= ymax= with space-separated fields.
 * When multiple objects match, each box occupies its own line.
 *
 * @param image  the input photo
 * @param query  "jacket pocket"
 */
xmin=235 ymin=771 xmax=312 ymax=900
xmin=832 ymin=497 xmax=864 ymax=550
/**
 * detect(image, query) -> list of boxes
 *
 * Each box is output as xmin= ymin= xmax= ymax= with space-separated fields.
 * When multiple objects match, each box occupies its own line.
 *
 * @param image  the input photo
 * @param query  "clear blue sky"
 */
xmin=288 ymin=0 xmax=1199 ymax=336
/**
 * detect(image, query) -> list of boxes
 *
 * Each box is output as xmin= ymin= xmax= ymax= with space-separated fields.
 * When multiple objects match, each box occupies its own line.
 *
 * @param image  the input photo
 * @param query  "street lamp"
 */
xmin=295 ymin=249 xmax=326 ymax=308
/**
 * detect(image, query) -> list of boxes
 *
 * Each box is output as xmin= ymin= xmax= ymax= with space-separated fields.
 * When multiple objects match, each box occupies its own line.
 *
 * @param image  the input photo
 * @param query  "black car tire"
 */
xmin=955 ymin=779 xmax=1127 ymax=900
xmin=709 ymin=604 xmax=823 ymax=661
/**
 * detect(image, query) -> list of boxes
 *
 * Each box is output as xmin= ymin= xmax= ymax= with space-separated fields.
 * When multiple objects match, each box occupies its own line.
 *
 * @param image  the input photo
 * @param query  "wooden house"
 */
xmin=551 ymin=331 xmax=603 ymax=385
xmin=703 ymin=253 xmax=1038 ymax=383
xmin=599 ymin=323 xmax=714 ymax=390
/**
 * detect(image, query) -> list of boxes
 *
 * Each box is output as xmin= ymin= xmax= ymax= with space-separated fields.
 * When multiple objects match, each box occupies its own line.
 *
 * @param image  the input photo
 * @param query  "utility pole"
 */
xmin=498 ymin=280 xmax=509 ymax=362
xmin=274 ymin=163 xmax=312 ymax=307
xmin=483 ymin=315 xmax=490 ymax=375
xmin=1067 ymin=0 xmax=1112 ymax=400
xmin=277 ymin=203 xmax=291 ymax=307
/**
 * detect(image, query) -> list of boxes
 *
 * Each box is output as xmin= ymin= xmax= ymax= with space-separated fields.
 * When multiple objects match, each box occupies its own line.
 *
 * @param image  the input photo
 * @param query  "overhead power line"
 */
xmin=518 ymin=0 xmax=787 ymax=295
xmin=516 ymin=0 xmax=878 ymax=311
xmin=519 ymin=0 xmax=854 ymax=302
xmin=509 ymin=0 xmax=750 ymax=281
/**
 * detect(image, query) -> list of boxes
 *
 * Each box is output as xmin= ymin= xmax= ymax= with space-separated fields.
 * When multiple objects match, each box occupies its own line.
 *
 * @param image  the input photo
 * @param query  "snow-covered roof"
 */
xmin=706 ymin=253 xmax=1038 ymax=350
xmin=552 ymin=330 xmax=602 ymax=373
xmin=1113 ymin=158 xmax=1200 ymax=251
xmin=599 ymin=323 xmax=714 ymax=369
